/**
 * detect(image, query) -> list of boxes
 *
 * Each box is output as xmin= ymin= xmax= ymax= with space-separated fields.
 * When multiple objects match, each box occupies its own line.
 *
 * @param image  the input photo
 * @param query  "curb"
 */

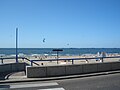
xmin=0 ymin=70 xmax=120 ymax=84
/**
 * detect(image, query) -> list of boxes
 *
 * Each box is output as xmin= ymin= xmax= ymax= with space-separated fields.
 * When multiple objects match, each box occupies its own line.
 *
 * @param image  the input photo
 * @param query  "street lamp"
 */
xmin=16 ymin=28 xmax=18 ymax=63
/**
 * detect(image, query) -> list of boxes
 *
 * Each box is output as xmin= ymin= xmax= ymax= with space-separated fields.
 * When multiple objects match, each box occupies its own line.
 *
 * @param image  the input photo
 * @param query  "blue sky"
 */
xmin=0 ymin=0 xmax=120 ymax=48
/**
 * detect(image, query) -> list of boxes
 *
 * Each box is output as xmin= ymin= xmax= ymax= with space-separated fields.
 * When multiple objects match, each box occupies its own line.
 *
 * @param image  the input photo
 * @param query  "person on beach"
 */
xmin=101 ymin=52 xmax=106 ymax=58
xmin=99 ymin=52 xmax=106 ymax=62
xmin=96 ymin=52 xmax=100 ymax=61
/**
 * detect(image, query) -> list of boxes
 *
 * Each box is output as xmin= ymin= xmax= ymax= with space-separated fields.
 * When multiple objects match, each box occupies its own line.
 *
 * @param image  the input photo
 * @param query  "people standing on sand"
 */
xmin=99 ymin=52 xmax=107 ymax=62
xmin=101 ymin=52 xmax=107 ymax=58
xmin=96 ymin=52 xmax=100 ymax=61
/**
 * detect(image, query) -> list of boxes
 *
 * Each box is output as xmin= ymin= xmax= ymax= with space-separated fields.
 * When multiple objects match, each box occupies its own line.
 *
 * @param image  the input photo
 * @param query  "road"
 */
xmin=0 ymin=73 xmax=120 ymax=90
xmin=57 ymin=73 xmax=120 ymax=90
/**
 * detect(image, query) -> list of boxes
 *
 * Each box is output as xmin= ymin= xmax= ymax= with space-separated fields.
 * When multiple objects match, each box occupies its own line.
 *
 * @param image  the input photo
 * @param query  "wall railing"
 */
xmin=29 ymin=56 xmax=120 ymax=66
xmin=0 ymin=56 xmax=120 ymax=66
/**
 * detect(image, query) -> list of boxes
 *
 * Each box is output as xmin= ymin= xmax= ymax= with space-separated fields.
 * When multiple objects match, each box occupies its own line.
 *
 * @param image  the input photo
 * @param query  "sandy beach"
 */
xmin=20 ymin=54 xmax=120 ymax=66
xmin=0 ymin=53 xmax=120 ymax=66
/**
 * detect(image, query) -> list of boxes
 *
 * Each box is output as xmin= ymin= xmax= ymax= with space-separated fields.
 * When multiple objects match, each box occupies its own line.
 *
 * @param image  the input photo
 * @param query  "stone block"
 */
xmin=111 ymin=62 xmax=120 ymax=70
xmin=98 ymin=62 xmax=111 ymax=72
xmin=47 ymin=65 xmax=66 ymax=77
xmin=83 ymin=63 xmax=98 ymax=73
xmin=66 ymin=65 xmax=83 ymax=75
xmin=27 ymin=66 xmax=46 ymax=78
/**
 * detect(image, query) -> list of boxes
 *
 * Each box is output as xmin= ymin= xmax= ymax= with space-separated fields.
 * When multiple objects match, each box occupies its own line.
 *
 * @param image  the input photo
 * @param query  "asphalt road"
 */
xmin=0 ymin=73 xmax=120 ymax=90
xmin=57 ymin=73 xmax=120 ymax=90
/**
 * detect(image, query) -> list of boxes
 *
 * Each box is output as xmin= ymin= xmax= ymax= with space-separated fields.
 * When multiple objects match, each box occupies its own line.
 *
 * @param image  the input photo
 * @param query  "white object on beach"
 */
xmin=44 ymin=54 xmax=49 ymax=56
xmin=18 ymin=53 xmax=25 ymax=57
xmin=86 ymin=60 xmax=89 ymax=63
xmin=97 ymin=52 xmax=100 ymax=57
xmin=59 ymin=62 xmax=67 ymax=65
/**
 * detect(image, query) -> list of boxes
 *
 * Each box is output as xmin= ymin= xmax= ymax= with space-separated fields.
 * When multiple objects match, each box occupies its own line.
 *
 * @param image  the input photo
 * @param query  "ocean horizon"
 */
xmin=0 ymin=48 xmax=120 ymax=56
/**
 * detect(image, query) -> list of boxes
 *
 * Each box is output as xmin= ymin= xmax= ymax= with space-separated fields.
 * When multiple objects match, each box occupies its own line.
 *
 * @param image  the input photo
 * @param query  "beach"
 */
xmin=26 ymin=53 xmax=120 ymax=66
xmin=0 ymin=48 xmax=120 ymax=66
xmin=1 ymin=53 xmax=120 ymax=67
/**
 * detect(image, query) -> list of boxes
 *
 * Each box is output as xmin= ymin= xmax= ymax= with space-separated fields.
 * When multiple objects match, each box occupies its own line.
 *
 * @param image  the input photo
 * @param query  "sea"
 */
xmin=0 ymin=48 xmax=120 ymax=56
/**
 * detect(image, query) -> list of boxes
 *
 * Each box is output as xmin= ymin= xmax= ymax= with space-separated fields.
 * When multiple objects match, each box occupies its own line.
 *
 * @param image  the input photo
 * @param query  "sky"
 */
xmin=0 ymin=0 xmax=120 ymax=48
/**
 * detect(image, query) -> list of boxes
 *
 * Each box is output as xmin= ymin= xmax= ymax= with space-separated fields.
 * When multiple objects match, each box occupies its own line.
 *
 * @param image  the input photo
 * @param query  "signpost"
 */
xmin=52 ymin=49 xmax=63 ymax=64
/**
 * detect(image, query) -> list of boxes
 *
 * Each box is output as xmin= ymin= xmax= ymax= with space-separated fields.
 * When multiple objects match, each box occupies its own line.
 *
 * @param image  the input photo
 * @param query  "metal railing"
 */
xmin=0 ymin=57 xmax=39 ymax=66
xmin=0 ymin=57 xmax=24 ymax=64
xmin=1 ymin=56 xmax=120 ymax=66
xmin=29 ymin=56 xmax=120 ymax=66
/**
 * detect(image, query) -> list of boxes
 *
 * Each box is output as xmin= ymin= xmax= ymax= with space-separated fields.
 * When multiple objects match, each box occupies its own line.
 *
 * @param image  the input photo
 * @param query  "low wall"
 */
xmin=0 ymin=63 xmax=26 ymax=73
xmin=26 ymin=62 xmax=120 ymax=78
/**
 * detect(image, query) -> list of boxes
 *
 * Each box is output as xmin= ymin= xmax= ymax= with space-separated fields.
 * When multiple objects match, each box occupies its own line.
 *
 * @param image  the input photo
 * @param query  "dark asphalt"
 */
xmin=0 ymin=73 xmax=120 ymax=90
xmin=57 ymin=73 xmax=120 ymax=90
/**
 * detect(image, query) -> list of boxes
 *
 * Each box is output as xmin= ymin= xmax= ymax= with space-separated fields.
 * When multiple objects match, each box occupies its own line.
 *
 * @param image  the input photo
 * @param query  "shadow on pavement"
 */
xmin=0 ymin=71 xmax=26 ymax=80
xmin=0 ymin=72 xmax=11 ymax=80
xmin=0 ymin=85 xmax=10 ymax=89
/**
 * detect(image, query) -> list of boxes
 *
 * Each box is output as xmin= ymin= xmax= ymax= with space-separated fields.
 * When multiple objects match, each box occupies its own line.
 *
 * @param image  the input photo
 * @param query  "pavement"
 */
xmin=0 ymin=70 xmax=120 ymax=84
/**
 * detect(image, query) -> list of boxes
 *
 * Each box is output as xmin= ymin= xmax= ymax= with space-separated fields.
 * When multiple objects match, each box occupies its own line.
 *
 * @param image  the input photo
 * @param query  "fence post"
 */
xmin=100 ymin=57 xmax=104 ymax=62
xmin=72 ymin=59 xmax=74 ymax=64
xmin=1 ymin=58 xmax=3 ymax=64
xmin=101 ymin=57 xmax=104 ymax=62
xmin=0 ymin=58 xmax=3 ymax=64
xmin=31 ymin=60 xmax=33 ymax=66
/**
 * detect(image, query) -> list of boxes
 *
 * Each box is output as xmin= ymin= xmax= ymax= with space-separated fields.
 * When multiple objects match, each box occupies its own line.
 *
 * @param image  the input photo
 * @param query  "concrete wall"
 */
xmin=111 ymin=62 xmax=120 ymax=70
xmin=26 ymin=66 xmax=47 ymax=78
xmin=0 ymin=63 xmax=26 ymax=73
xmin=27 ymin=62 xmax=120 ymax=78
xmin=66 ymin=65 xmax=83 ymax=75
xmin=98 ymin=63 xmax=111 ymax=72
xmin=0 ymin=64 xmax=11 ymax=73
xmin=47 ymin=66 xmax=66 ymax=77
xmin=83 ymin=64 xmax=97 ymax=73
